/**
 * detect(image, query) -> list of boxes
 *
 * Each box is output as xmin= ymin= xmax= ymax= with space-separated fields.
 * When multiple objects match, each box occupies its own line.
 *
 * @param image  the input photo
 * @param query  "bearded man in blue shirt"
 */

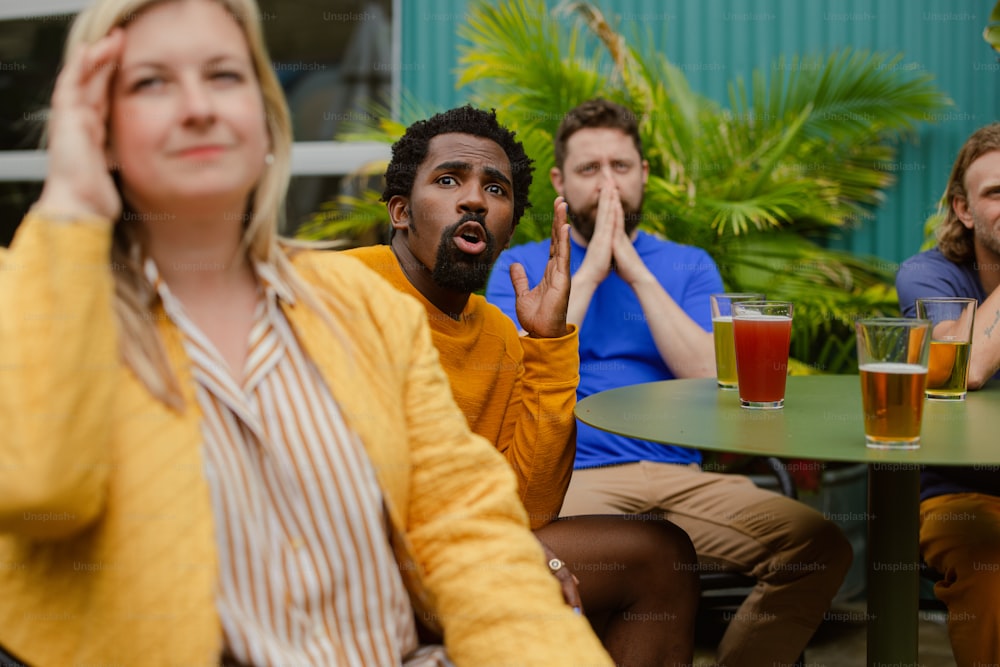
xmin=486 ymin=98 xmax=851 ymax=667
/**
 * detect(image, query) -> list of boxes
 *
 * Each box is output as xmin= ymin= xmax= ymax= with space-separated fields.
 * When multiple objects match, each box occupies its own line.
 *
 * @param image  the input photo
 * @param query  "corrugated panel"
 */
xmin=401 ymin=0 xmax=1000 ymax=264
xmin=400 ymin=0 xmax=472 ymax=109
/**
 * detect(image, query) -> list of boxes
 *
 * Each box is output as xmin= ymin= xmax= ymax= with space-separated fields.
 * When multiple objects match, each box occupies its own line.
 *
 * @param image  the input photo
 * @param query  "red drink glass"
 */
xmin=732 ymin=301 xmax=793 ymax=409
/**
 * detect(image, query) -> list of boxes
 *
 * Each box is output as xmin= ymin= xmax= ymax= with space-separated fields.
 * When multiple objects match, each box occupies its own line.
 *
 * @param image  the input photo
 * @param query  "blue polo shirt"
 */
xmin=485 ymin=231 xmax=724 ymax=470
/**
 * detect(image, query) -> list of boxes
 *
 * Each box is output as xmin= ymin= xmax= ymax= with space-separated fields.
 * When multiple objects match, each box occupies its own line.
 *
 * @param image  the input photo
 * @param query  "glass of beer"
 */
xmin=855 ymin=318 xmax=931 ymax=449
xmin=915 ymin=297 xmax=976 ymax=401
xmin=710 ymin=293 xmax=765 ymax=389
xmin=732 ymin=301 xmax=793 ymax=409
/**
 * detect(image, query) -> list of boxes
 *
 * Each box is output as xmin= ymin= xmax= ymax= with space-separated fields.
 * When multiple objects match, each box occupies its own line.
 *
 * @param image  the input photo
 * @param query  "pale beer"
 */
xmin=712 ymin=317 xmax=737 ymax=388
xmin=710 ymin=293 xmax=764 ymax=389
xmin=859 ymin=362 xmax=927 ymax=448
xmin=915 ymin=297 xmax=976 ymax=401
xmin=925 ymin=340 xmax=971 ymax=400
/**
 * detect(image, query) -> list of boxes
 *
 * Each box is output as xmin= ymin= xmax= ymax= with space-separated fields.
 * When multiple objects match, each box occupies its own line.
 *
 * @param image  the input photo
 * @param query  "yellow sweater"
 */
xmin=347 ymin=245 xmax=578 ymax=528
xmin=0 ymin=214 xmax=612 ymax=667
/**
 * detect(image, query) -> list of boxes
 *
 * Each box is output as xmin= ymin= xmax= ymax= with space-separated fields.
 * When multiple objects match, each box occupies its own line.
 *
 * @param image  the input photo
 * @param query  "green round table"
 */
xmin=575 ymin=375 xmax=1000 ymax=666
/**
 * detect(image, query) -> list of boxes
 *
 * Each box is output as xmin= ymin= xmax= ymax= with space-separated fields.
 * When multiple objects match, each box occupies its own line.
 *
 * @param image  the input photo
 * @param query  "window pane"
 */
xmin=259 ymin=0 xmax=392 ymax=142
xmin=0 ymin=14 xmax=72 ymax=151
xmin=0 ymin=2 xmax=394 ymax=243
xmin=0 ymin=1 xmax=394 ymax=151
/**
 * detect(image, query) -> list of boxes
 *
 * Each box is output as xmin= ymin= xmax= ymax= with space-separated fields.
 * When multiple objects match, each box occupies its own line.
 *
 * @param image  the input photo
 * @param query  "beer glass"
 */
xmin=710 ymin=293 xmax=765 ymax=389
xmin=915 ymin=297 xmax=976 ymax=401
xmin=855 ymin=318 xmax=931 ymax=449
xmin=732 ymin=301 xmax=793 ymax=409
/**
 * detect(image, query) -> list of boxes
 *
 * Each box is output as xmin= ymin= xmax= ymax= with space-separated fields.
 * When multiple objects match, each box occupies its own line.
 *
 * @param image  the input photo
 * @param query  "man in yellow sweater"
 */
xmin=348 ymin=106 xmax=700 ymax=666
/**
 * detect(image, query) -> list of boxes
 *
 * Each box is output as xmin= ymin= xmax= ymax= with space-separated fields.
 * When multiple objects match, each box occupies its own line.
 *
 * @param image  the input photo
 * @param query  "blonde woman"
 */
xmin=0 ymin=1 xmax=613 ymax=666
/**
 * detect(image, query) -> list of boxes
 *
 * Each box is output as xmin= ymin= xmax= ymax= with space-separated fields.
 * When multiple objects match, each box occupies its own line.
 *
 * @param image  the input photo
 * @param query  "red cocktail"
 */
xmin=732 ymin=302 xmax=793 ymax=409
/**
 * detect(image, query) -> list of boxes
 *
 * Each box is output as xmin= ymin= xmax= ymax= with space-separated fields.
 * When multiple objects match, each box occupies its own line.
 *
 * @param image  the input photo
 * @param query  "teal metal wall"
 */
xmin=401 ymin=0 xmax=1000 ymax=265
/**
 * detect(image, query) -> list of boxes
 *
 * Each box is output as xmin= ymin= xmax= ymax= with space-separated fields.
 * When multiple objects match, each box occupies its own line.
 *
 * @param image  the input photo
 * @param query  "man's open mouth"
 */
xmin=452 ymin=221 xmax=488 ymax=255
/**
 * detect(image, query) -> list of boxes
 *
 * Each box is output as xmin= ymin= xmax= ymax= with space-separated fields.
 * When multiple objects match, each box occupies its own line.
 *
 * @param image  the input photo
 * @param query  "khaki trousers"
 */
xmin=920 ymin=492 xmax=1000 ymax=667
xmin=561 ymin=461 xmax=852 ymax=667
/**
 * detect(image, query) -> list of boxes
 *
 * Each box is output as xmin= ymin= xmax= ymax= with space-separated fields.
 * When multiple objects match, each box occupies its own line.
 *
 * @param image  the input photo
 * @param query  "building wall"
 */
xmin=401 ymin=0 xmax=1000 ymax=265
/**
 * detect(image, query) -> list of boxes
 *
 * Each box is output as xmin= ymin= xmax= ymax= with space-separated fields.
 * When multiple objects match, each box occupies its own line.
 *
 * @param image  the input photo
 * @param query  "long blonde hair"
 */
xmin=63 ymin=0 xmax=325 ymax=409
xmin=936 ymin=123 xmax=1000 ymax=264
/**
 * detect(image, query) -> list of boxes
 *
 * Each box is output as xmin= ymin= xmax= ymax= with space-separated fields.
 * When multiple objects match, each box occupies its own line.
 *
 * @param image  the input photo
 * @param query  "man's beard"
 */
xmin=430 ymin=215 xmax=499 ymax=293
xmin=972 ymin=214 xmax=1000 ymax=261
xmin=566 ymin=192 xmax=645 ymax=243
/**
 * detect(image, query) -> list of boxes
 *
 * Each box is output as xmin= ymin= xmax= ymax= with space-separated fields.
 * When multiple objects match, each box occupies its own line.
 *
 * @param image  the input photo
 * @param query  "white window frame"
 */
xmin=0 ymin=0 xmax=395 ymax=182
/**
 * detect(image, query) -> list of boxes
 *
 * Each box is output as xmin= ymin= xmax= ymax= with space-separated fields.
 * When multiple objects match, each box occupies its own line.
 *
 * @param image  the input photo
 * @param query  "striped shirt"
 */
xmin=146 ymin=259 xmax=447 ymax=666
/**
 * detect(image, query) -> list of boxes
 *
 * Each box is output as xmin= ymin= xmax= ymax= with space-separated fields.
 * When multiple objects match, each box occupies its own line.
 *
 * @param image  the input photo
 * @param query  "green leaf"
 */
xmin=987 ymin=1 xmax=1000 ymax=53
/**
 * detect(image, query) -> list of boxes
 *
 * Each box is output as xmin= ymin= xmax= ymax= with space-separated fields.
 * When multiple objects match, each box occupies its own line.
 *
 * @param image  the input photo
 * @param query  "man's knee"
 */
xmin=763 ymin=502 xmax=853 ymax=583
xmin=642 ymin=516 xmax=697 ymax=566
xmin=812 ymin=514 xmax=854 ymax=577
xmin=618 ymin=516 xmax=699 ymax=591
xmin=646 ymin=519 xmax=700 ymax=602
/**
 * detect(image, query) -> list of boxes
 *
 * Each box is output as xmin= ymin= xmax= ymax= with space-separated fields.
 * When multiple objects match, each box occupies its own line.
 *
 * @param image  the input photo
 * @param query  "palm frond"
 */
xmin=298 ymin=189 xmax=388 ymax=242
xmin=458 ymin=0 xmax=607 ymax=125
xmin=332 ymin=93 xmax=435 ymax=143
xmin=739 ymin=48 xmax=952 ymax=142
xmin=986 ymin=1 xmax=1000 ymax=52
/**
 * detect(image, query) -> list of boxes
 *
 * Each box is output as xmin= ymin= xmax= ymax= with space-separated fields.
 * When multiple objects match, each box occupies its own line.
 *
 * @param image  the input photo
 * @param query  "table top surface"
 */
xmin=575 ymin=375 xmax=1000 ymax=465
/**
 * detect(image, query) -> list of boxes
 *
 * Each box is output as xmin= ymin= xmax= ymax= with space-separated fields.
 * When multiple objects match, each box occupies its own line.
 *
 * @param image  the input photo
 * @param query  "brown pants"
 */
xmin=920 ymin=493 xmax=1000 ymax=667
xmin=561 ymin=461 xmax=852 ymax=667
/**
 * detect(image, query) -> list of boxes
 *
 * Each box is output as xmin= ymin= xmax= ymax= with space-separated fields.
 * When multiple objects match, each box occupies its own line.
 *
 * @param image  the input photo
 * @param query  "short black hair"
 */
xmin=382 ymin=105 xmax=533 ymax=225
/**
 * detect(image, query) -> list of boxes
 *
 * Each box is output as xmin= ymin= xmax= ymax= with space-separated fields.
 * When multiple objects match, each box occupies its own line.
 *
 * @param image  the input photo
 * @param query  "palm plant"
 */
xmin=986 ymin=0 xmax=1000 ymax=53
xmin=301 ymin=0 xmax=952 ymax=374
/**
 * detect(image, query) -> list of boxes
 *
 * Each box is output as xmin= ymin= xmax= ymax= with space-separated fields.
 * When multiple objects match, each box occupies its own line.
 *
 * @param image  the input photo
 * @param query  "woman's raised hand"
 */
xmin=37 ymin=29 xmax=124 ymax=221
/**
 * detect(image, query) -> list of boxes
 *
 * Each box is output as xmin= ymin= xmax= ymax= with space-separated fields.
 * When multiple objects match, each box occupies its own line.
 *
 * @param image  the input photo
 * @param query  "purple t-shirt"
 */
xmin=896 ymin=247 xmax=998 ymax=500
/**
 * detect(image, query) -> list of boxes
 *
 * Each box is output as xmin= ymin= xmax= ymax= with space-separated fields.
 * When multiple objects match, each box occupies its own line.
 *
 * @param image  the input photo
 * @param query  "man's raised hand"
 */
xmin=509 ymin=197 xmax=571 ymax=338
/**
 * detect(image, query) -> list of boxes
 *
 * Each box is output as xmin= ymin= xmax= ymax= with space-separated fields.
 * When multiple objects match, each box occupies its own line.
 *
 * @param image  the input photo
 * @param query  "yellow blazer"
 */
xmin=0 ymin=213 xmax=612 ymax=667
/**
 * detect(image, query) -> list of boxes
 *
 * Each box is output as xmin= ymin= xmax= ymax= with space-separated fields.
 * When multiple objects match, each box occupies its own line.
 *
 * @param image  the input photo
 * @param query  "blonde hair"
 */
xmin=64 ymin=0 xmax=331 ymax=409
xmin=936 ymin=123 xmax=1000 ymax=264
